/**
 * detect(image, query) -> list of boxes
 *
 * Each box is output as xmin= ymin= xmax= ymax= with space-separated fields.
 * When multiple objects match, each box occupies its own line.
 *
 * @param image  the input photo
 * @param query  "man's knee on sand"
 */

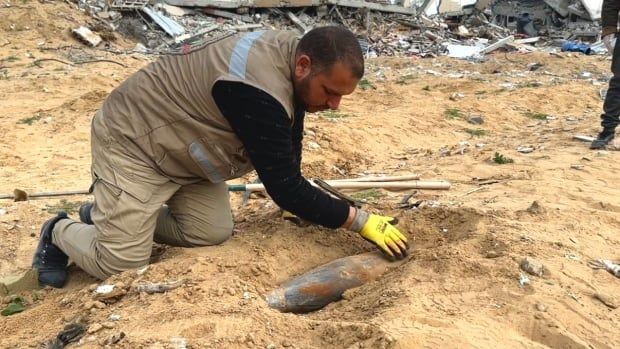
xmin=181 ymin=221 xmax=234 ymax=246
xmin=94 ymin=242 xmax=152 ymax=279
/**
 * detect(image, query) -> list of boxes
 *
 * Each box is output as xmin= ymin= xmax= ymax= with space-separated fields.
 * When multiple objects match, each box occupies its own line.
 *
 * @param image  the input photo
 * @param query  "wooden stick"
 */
xmin=1 ymin=178 xmax=449 ymax=200
xmin=240 ymin=180 xmax=451 ymax=192
xmin=328 ymin=174 xmax=420 ymax=182
xmin=0 ymin=189 xmax=90 ymax=200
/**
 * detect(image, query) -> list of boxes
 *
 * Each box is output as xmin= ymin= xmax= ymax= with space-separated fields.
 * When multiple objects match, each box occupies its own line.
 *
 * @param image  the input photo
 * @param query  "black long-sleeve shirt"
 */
xmin=212 ymin=81 xmax=350 ymax=229
xmin=602 ymin=0 xmax=620 ymax=36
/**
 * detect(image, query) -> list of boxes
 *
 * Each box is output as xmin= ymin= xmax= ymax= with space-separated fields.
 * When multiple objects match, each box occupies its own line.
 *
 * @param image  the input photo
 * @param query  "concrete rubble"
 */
xmin=72 ymin=0 xmax=607 ymax=58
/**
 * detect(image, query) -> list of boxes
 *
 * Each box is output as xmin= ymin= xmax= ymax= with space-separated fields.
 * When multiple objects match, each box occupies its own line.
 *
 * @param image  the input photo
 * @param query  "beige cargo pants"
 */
xmin=52 ymin=114 xmax=234 ymax=280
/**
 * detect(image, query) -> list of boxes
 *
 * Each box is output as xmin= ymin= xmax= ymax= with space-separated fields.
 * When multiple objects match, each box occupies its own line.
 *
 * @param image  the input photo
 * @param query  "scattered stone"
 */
xmin=526 ymin=201 xmax=545 ymax=215
xmin=449 ymin=92 xmax=464 ymax=100
xmin=517 ymin=146 xmax=534 ymax=153
xmin=467 ymin=115 xmax=484 ymax=125
xmin=88 ymin=323 xmax=104 ymax=334
xmin=535 ymin=302 xmax=547 ymax=312
xmin=0 ymin=269 xmax=39 ymax=297
xmin=228 ymin=287 xmax=236 ymax=296
xmin=109 ymin=314 xmax=121 ymax=321
xmin=102 ymin=321 xmax=115 ymax=329
xmin=308 ymin=141 xmax=320 ymax=150
xmin=485 ymin=250 xmax=502 ymax=258
xmin=594 ymin=293 xmax=618 ymax=309
xmin=0 ymin=208 xmax=6 ymax=215
xmin=94 ymin=287 xmax=127 ymax=303
xmin=93 ymin=300 xmax=106 ymax=309
xmin=520 ymin=257 xmax=546 ymax=277
xmin=103 ymin=332 xmax=126 ymax=345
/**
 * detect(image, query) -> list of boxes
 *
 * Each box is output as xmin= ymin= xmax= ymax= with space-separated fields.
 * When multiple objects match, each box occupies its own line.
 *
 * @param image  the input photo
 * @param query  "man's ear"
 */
xmin=295 ymin=54 xmax=311 ymax=79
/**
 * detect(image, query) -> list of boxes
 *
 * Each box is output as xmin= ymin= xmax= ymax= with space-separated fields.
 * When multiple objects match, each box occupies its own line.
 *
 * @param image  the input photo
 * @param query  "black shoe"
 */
xmin=32 ymin=212 xmax=69 ymax=288
xmin=79 ymin=203 xmax=93 ymax=225
xmin=590 ymin=128 xmax=616 ymax=149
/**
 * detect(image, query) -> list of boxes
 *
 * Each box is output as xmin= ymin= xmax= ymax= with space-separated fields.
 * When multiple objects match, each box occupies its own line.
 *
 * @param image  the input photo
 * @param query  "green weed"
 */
xmin=358 ymin=78 xmax=376 ymax=90
xmin=465 ymin=128 xmax=487 ymax=137
xmin=444 ymin=108 xmax=463 ymax=119
xmin=350 ymin=189 xmax=385 ymax=202
xmin=493 ymin=152 xmax=514 ymax=164
xmin=396 ymin=74 xmax=417 ymax=85
xmin=524 ymin=112 xmax=548 ymax=120
xmin=17 ymin=114 xmax=43 ymax=125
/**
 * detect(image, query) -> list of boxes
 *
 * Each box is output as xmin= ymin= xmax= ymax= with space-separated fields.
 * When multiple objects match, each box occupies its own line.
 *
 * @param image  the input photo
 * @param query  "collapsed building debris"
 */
xmin=70 ymin=0 xmax=607 ymax=58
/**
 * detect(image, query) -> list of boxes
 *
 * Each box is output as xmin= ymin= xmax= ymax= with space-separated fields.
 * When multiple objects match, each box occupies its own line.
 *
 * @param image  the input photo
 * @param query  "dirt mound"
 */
xmin=2 ymin=2 xmax=620 ymax=349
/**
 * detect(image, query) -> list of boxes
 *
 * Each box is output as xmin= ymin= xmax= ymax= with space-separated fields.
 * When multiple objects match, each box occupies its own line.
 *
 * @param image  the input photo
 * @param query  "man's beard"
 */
xmin=294 ymin=75 xmax=328 ymax=113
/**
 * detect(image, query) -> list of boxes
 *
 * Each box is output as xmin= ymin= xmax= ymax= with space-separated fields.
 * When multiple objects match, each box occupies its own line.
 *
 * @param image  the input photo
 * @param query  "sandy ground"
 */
xmin=1 ymin=2 xmax=620 ymax=348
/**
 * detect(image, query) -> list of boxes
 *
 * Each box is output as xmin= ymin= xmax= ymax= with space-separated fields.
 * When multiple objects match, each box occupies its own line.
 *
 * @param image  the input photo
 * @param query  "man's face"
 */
xmin=293 ymin=56 xmax=359 ymax=113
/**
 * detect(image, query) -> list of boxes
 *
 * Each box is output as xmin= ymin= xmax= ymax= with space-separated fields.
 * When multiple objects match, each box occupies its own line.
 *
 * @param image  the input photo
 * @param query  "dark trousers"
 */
xmin=602 ymin=39 xmax=620 ymax=129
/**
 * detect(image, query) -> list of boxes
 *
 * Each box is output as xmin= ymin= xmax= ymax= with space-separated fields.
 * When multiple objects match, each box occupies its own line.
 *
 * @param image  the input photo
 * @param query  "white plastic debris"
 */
xmin=170 ymin=337 xmax=188 ymax=349
xmin=95 ymin=284 xmax=115 ymax=294
xmin=519 ymin=274 xmax=530 ymax=286
xmin=517 ymin=146 xmax=534 ymax=153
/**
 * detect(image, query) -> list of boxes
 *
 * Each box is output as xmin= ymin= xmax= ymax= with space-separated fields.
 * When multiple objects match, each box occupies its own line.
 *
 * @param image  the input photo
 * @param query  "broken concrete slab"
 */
xmin=157 ymin=3 xmax=197 ymax=16
xmin=165 ymin=0 xmax=320 ymax=9
xmin=171 ymin=24 xmax=219 ymax=44
xmin=142 ymin=5 xmax=185 ymax=37
xmin=446 ymin=44 xmax=481 ymax=58
xmin=580 ymin=0 xmax=603 ymax=21
xmin=204 ymin=8 xmax=254 ymax=22
xmin=109 ymin=0 xmax=149 ymax=11
xmin=72 ymin=26 xmax=102 ymax=47
xmin=286 ymin=11 xmax=311 ymax=33
xmin=480 ymin=35 xmax=513 ymax=54
xmin=544 ymin=0 xmax=570 ymax=17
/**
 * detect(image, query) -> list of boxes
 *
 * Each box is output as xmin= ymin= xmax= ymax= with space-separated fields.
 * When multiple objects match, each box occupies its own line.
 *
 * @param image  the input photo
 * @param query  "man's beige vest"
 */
xmin=95 ymin=30 xmax=300 ymax=184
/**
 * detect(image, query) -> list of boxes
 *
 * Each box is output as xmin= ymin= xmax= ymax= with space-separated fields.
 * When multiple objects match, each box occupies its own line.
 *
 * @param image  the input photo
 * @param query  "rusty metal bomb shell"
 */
xmin=266 ymin=252 xmax=404 ymax=313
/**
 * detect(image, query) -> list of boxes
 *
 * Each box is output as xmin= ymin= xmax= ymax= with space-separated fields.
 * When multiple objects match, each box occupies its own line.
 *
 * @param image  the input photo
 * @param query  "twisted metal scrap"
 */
xmin=588 ymin=259 xmax=620 ymax=278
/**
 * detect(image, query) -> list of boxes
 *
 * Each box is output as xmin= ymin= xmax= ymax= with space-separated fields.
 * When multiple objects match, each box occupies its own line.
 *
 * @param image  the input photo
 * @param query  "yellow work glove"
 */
xmin=351 ymin=210 xmax=409 ymax=260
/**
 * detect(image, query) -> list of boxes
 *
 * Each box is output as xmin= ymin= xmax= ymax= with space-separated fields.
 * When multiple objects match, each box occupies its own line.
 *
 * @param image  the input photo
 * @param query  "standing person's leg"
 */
xmin=35 ymin=114 xmax=180 ymax=283
xmin=153 ymin=180 xmax=234 ymax=247
xmin=592 ymin=39 xmax=620 ymax=149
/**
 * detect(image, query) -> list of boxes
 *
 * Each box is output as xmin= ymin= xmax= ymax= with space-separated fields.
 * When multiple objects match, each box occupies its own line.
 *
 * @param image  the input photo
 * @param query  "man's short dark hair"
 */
xmin=296 ymin=26 xmax=364 ymax=79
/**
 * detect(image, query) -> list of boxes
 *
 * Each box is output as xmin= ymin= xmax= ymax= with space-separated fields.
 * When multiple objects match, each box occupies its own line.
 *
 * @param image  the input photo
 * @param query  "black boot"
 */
xmin=78 ymin=203 xmax=93 ymax=225
xmin=32 ymin=212 xmax=69 ymax=288
xmin=590 ymin=127 xmax=616 ymax=149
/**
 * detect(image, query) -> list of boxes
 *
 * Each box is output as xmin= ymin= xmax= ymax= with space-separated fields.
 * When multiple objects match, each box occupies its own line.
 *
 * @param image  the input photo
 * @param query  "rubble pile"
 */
xmin=69 ymin=0 xmax=607 ymax=58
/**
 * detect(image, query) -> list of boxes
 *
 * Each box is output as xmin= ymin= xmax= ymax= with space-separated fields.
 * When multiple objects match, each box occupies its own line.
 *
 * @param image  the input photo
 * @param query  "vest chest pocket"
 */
xmin=189 ymin=137 xmax=253 ymax=183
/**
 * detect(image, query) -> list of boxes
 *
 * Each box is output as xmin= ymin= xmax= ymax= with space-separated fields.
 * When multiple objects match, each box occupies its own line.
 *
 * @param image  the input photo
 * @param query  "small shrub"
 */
xmin=493 ymin=152 xmax=514 ymax=164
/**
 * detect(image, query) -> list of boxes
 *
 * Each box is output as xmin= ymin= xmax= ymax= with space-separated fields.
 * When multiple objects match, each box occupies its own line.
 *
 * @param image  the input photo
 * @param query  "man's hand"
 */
xmin=603 ymin=33 xmax=616 ymax=54
xmin=357 ymin=214 xmax=409 ymax=259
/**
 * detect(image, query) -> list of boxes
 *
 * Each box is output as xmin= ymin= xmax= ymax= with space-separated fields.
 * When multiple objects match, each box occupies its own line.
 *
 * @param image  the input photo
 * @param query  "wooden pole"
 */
xmin=1 ymin=178 xmax=450 ymax=200
xmin=328 ymin=174 xmax=420 ymax=182
xmin=242 ymin=180 xmax=450 ymax=192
